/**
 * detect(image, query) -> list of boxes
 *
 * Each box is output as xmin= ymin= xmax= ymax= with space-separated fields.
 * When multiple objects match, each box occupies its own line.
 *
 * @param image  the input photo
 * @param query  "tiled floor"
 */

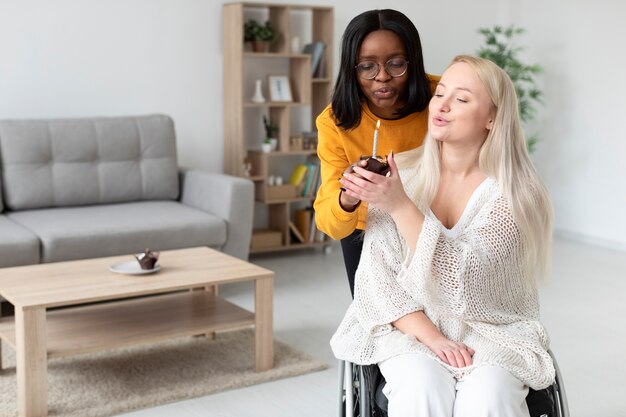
xmin=120 ymin=237 xmax=626 ymax=417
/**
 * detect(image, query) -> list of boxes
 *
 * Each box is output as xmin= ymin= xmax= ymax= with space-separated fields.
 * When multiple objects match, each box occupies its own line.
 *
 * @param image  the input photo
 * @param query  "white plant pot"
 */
xmin=261 ymin=143 xmax=272 ymax=153
xmin=269 ymin=138 xmax=278 ymax=151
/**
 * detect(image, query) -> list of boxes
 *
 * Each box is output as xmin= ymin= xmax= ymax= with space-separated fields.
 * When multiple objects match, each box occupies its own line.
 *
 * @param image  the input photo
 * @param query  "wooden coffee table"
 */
xmin=0 ymin=247 xmax=274 ymax=417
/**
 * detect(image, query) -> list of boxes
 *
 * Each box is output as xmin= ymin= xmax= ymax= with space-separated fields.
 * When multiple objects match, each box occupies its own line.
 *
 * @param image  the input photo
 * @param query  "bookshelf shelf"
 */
xmin=223 ymin=2 xmax=333 ymax=253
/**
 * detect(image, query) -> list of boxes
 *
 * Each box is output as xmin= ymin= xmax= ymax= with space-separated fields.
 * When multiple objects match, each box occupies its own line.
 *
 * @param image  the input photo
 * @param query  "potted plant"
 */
xmin=261 ymin=138 xmax=272 ymax=153
xmin=477 ymin=26 xmax=543 ymax=152
xmin=244 ymin=19 xmax=277 ymax=53
xmin=263 ymin=115 xmax=279 ymax=151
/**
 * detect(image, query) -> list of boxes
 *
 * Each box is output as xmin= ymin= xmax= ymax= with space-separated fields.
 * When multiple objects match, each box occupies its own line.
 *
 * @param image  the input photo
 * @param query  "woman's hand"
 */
xmin=338 ymin=158 xmax=368 ymax=211
xmin=393 ymin=311 xmax=474 ymax=368
xmin=339 ymin=151 xmax=411 ymax=216
xmin=423 ymin=335 xmax=475 ymax=368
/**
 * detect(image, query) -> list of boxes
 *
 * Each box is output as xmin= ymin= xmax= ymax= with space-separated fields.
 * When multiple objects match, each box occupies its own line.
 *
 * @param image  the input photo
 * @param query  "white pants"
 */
xmin=379 ymin=353 xmax=530 ymax=417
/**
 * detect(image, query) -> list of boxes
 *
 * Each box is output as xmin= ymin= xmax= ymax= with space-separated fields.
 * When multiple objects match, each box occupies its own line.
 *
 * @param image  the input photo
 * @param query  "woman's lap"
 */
xmin=379 ymin=353 xmax=529 ymax=417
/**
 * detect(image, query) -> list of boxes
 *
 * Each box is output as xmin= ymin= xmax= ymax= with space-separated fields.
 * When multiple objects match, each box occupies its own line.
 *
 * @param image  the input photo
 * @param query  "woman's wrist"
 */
xmin=388 ymin=196 xmax=416 ymax=220
xmin=339 ymin=190 xmax=361 ymax=212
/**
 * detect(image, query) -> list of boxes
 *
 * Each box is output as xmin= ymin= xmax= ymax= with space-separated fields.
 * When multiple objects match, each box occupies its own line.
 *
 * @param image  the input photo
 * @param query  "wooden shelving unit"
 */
xmin=223 ymin=2 xmax=333 ymax=253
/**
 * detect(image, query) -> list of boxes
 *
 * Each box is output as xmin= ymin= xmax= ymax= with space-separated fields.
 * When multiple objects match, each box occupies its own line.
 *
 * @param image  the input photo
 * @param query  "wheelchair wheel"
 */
xmin=341 ymin=363 xmax=384 ymax=417
xmin=340 ymin=361 xmax=360 ymax=417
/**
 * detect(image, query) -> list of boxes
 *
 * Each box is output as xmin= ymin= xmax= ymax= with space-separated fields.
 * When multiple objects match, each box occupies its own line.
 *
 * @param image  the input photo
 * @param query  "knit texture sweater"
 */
xmin=313 ymin=74 xmax=440 ymax=240
xmin=330 ymin=160 xmax=555 ymax=390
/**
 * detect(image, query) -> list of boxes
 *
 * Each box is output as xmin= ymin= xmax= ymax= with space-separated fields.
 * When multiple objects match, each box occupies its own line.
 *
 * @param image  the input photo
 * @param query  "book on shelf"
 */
xmin=308 ymin=211 xmax=317 ymax=243
xmin=295 ymin=209 xmax=312 ymax=242
xmin=301 ymin=162 xmax=319 ymax=197
xmin=289 ymin=164 xmax=308 ymax=187
xmin=294 ymin=208 xmax=325 ymax=244
xmin=309 ymin=163 xmax=322 ymax=198
xmin=288 ymin=221 xmax=306 ymax=243
xmin=303 ymin=42 xmax=325 ymax=76
xmin=314 ymin=51 xmax=326 ymax=78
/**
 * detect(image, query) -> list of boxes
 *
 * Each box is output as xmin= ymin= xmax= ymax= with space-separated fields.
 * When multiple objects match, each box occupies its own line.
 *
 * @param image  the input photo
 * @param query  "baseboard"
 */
xmin=554 ymin=229 xmax=626 ymax=253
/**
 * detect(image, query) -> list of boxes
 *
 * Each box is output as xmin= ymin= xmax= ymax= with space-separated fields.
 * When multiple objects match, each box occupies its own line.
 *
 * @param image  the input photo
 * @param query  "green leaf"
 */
xmin=526 ymin=135 xmax=539 ymax=153
xmin=476 ymin=25 xmax=543 ymax=153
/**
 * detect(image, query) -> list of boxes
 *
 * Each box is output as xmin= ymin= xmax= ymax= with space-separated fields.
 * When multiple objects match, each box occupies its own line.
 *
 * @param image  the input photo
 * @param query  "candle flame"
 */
xmin=376 ymin=120 xmax=380 ymax=129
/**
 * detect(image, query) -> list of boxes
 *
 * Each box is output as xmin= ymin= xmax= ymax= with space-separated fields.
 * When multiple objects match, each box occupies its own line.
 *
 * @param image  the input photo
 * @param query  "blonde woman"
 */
xmin=331 ymin=55 xmax=555 ymax=416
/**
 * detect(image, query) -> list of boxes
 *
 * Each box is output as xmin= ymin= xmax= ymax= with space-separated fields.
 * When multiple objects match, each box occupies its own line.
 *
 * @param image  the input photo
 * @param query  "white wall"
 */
xmin=0 ymin=0 xmax=220 ymax=170
xmin=0 ymin=0 xmax=501 ymax=171
xmin=1 ymin=0 xmax=625 ymax=249
xmin=515 ymin=0 xmax=626 ymax=249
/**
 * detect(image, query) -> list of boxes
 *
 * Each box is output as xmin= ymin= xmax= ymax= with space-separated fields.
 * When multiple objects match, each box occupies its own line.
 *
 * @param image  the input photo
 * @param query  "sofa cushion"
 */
xmin=0 ymin=215 xmax=40 ymax=267
xmin=0 ymin=114 xmax=179 ymax=211
xmin=7 ymin=201 xmax=226 ymax=263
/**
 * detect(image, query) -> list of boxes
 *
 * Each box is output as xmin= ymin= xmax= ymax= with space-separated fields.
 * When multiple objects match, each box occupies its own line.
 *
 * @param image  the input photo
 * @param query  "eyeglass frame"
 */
xmin=354 ymin=58 xmax=410 ymax=80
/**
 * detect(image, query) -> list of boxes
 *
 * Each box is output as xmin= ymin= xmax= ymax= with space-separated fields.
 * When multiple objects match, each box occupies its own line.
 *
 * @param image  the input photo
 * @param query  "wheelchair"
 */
xmin=338 ymin=349 xmax=569 ymax=417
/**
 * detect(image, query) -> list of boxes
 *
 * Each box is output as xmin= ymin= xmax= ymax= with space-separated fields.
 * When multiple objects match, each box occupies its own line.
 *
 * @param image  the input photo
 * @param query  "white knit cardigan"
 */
xmin=330 ymin=164 xmax=555 ymax=390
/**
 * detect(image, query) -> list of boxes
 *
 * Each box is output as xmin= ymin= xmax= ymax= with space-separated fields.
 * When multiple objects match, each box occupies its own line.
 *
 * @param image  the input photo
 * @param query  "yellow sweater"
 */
xmin=313 ymin=74 xmax=440 ymax=240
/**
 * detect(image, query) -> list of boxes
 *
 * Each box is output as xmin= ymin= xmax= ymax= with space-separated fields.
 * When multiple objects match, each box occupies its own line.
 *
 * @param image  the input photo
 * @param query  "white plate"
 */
xmin=109 ymin=261 xmax=160 ymax=275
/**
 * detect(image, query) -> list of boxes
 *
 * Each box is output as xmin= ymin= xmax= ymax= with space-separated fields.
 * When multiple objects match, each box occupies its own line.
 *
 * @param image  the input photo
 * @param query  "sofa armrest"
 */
xmin=179 ymin=170 xmax=254 ymax=260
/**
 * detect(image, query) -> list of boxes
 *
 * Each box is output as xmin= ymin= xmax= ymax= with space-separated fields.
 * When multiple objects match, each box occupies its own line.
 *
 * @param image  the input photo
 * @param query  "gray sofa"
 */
xmin=0 ymin=114 xmax=254 ymax=269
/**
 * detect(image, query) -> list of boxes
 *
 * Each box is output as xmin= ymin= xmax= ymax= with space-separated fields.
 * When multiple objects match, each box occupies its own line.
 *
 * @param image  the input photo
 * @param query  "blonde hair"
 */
xmin=413 ymin=55 xmax=553 ymax=281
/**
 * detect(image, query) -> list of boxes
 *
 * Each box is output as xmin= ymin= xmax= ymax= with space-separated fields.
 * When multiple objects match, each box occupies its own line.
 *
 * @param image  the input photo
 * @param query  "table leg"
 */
xmin=254 ymin=275 xmax=273 ymax=372
xmin=206 ymin=285 xmax=218 ymax=340
xmin=16 ymin=307 xmax=47 ymax=417
xmin=192 ymin=285 xmax=219 ymax=339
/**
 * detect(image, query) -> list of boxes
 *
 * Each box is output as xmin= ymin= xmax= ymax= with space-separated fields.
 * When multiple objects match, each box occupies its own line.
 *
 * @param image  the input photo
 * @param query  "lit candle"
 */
xmin=372 ymin=120 xmax=380 ymax=157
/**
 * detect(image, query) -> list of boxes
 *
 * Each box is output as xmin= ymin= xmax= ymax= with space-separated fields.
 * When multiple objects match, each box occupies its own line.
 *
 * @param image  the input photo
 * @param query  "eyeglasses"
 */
xmin=355 ymin=58 xmax=409 ymax=80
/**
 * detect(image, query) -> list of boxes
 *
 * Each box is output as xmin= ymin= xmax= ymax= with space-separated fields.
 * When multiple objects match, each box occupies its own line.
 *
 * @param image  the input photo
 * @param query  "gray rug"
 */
xmin=0 ymin=329 xmax=327 ymax=417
